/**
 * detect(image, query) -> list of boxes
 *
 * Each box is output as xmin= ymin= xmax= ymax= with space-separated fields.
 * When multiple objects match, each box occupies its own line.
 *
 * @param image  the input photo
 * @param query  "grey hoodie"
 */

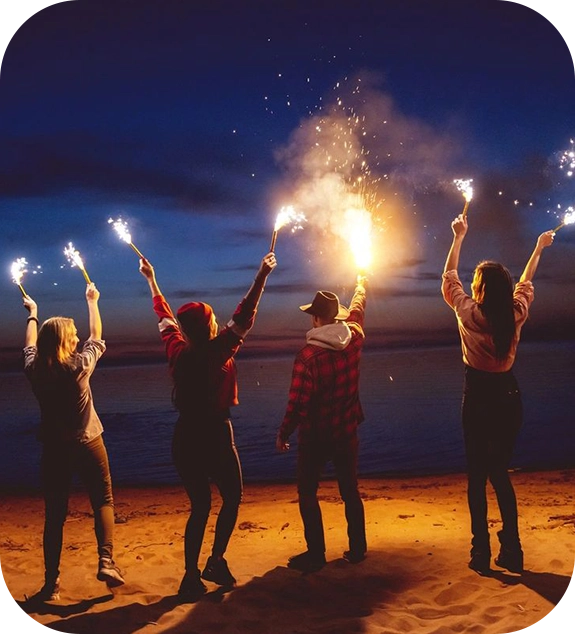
xmin=305 ymin=322 xmax=352 ymax=351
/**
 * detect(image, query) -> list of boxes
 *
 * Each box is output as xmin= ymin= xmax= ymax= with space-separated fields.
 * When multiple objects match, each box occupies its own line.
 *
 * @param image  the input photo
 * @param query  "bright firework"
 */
xmin=553 ymin=207 xmax=575 ymax=232
xmin=11 ymin=257 xmax=28 ymax=296
xmin=559 ymin=139 xmax=575 ymax=177
xmin=270 ymin=205 xmax=307 ymax=251
xmin=108 ymin=217 xmax=145 ymax=258
xmin=63 ymin=242 xmax=92 ymax=284
xmin=344 ymin=207 xmax=373 ymax=271
xmin=453 ymin=178 xmax=474 ymax=217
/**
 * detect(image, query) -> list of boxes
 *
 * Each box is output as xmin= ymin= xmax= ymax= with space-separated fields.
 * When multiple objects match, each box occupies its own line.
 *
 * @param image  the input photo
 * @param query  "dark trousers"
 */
xmin=296 ymin=432 xmax=366 ymax=556
xmin=41 ymin=434 xmax=115 ymax=581
xmin=462 ymin=365 xmax=522 ymax=554
xmin=172 ymin=418 xmax=243 ymax=573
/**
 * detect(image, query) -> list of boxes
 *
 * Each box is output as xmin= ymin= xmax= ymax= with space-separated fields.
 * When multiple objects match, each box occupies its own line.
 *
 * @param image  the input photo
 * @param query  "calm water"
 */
xmin=0 ymin=342 xmax=573 ymax=489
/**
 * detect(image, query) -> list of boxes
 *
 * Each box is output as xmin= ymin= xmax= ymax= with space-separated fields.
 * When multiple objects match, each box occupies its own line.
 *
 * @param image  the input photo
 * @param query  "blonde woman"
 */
xmin=23 ymin=284 xmax=124 ymax=601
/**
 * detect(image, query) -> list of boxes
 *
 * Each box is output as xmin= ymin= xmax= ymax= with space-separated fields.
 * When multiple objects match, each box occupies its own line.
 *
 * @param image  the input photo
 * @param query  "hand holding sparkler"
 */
xmin=108 ymin=217 xmax=145 ymax=258
xmin=257 ymin=252 xmax=277 ymax=279
xmin=139 ymin=257 xmax=162 ymax=299
xmin=520 ymin=230 xmax=555 ymax=283
xmin=64 ymin=242 xmax=92 ymax=284
xmin=450 ymin=213 xmax=468 ymax=238
xmin=453 ymin=179 xmax=474 ymax=217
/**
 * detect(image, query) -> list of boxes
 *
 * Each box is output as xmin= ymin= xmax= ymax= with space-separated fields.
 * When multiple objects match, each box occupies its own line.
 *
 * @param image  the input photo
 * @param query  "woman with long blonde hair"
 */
xmin=23 ymin=283 xmax=124 ymax=601
xmin=442 ymin=214 xmax=554 ymax=576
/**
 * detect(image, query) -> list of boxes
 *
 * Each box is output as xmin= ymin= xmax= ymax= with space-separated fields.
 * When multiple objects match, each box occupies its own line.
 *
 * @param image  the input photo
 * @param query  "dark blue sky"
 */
xmin=1 ymin=0 xmax=574 ymax=367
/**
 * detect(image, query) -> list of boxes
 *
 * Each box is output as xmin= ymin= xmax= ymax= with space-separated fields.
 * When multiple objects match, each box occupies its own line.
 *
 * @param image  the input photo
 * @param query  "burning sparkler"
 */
xmin=553 ymin=207 xmax=575 ymax=232
xmin=559 ymin=139 xmax=575 ymax=177
xmin=108 ymin=217 xmax=145 ymax=258
xmin=63 ymin=242 xmax=92 ymax=284
xmin=270 ymin=205 xmax=307 ymax=252
xmin=11 ymin=257 xmax=28 ymax=296
xmin=344 ymin=207 xmax=373 ymax=272
xmin=453 ymin=178 xmax=474 ymax=217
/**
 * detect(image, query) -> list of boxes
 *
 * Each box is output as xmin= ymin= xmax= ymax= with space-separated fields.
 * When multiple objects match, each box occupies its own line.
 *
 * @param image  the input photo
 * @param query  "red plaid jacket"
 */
xmin=278 ymin=285 xmax=366 ymax=445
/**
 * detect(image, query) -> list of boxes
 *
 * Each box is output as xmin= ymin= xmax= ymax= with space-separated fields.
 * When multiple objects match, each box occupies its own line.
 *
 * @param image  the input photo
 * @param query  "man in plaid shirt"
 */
xmin=277 ymin=275 xmax=367 ymax=572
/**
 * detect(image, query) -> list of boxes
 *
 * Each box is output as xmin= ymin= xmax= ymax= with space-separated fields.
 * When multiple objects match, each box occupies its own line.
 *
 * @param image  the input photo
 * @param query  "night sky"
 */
xmin=1 ymin=0 xmax=574 ymax=368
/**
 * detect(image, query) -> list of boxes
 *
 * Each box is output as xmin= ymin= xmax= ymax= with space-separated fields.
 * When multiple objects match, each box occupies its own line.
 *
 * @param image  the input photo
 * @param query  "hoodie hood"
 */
xmin=306 ymin=321 xmax=352 ymax=350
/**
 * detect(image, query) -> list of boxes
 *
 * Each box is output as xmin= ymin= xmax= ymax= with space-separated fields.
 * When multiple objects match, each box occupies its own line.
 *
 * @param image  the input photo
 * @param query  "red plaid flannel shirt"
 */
xmin=279 ymin=285 xmax=366 ymax=445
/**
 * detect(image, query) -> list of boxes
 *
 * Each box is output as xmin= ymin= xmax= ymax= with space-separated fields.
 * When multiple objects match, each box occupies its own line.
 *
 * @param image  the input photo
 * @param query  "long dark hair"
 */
xmin=472 ymin=261 xmax=515 ymax=360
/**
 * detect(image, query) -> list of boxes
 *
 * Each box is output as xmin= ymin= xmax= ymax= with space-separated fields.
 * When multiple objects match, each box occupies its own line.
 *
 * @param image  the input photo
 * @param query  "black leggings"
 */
xmin=462 ymin=365 xmax=522 ymax=553
xmin=172 ymin=418 xmax=243 ymax=573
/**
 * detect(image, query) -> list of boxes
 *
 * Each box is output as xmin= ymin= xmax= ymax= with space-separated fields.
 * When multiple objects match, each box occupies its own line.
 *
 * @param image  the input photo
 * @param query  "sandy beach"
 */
xmin=1 ymin=469 xmax=574 ymax=634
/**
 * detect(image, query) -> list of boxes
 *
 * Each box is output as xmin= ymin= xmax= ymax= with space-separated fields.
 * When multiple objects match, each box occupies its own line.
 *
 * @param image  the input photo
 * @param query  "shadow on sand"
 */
xmin=490 ymin=569 xmax=572 ymax=606
xmin=33 ymin=551 xmax=412 ymax=634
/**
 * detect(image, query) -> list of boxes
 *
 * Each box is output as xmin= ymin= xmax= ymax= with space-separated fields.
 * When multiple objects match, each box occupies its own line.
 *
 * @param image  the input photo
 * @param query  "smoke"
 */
xmin=273 ymin=73 xmax=462 ymax=274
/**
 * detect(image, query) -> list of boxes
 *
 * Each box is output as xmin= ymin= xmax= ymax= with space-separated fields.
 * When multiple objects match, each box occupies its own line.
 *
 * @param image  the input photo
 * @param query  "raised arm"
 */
xmin=23 ymin=295 xmax=38 ymax=347
xmin=231 ymin=252 xmax=277 ymax=333
xmin=443 ymin=214 xmax=468 ymax=273
xmin=86 ymin=283 xmax=102 ymax=340
xmin=139 ymin=258 xmax=162 ymax=298
xmin=519 ymin=231 xmax=555 ymax=283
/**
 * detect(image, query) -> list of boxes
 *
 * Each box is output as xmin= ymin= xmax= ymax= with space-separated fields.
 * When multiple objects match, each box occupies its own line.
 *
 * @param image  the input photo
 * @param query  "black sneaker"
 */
xmin=201 ymin=556 xmax=236 ymax=586
xmin=287 ymin=551 xmax=326 ymax=573
xmin=468 ymin=551 xmax=491 ymax=576
xmin=495 ymin=548 xmax=524 ymax=574
xmin=343 ymin=550 xmax=366 ymax=564
xmin=97 ymin=557 xmax=125 ymax=587
xmin=178 ymin=570 xmax=207 ymax=603
xmin=36 ymin=576 xmax=60 ymax=601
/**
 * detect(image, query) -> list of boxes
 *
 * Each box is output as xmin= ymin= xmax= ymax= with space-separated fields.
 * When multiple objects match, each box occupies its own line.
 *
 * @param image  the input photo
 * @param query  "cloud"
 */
xmin=0 ymin=132 xmax=264 ymax=215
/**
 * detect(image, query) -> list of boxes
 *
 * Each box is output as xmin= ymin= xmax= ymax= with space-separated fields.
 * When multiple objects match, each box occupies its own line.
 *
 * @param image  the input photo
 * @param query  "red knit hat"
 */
xmin=176 ymin=302 xmax=213 ymax=340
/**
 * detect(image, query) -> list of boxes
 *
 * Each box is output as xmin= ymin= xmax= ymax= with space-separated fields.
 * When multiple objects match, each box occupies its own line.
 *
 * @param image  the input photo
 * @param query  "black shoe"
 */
xmin=495 ymin=548 xmax=524 ymax=574
xmin=36 ymin=576 xmax=60 ymax=601
xmin=343 ymin=550 xmax=366 ymax=564
xmin=201 ymin=556 xmax=236 ymax=586
xmin=178 ymin=570 xmax=207 ymax=603
xmin=468 ymin=551 xmax=491 ymax=576
xmin=97 ymin=557 xmax=125 ymax=587
xmin=287 ymin=551 xmax=326 ymax=573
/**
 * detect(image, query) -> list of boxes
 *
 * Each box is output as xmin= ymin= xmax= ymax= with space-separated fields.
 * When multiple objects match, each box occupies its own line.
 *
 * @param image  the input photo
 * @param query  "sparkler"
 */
xmin=553 ymin=207 xmax=575 ymax=232
xmin=108 ymin=217 xmax=145 ymax=258
xmin=63 ymin=242 xmax=92 ymax=284
xmin=453 ymin=179 xmax=474 ymax=217
xmin=11 ymin=257 xmax=28 ymax=296
xmin=344 ymin=207 xmax=372 ymax=272
xmin=559 ymin=139 xmax=574 ymax=177
xmin=270 ymin=205 xmax=307 ymax=252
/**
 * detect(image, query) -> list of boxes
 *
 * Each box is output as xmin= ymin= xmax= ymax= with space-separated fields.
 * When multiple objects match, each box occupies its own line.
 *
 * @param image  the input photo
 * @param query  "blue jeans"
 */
xmin=296 ymin=432 xmax=366 ymax=556
xmin=462 ymin=365 xmax=522 ymax=554
xmin=41 ymin=434 xmax=115 ymax=580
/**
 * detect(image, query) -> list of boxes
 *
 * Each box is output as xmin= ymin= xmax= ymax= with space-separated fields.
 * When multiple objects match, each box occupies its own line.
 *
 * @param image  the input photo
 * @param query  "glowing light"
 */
xmin=11 ymin=257 xmax=28 ymax=296
xmin=270 ymin=206 xmax=307 ymax=251
xmin=453 ymin=178 xmax=474 ymax=217
xmin=559 ymin=139 xmax=575 ymax=177
xmin=108 ymin=217 xmax=145 ymax=258
xmin=344 ymin=207 xmax=372 ymax=271
xmin=554 ymin=207 xmax=575 ymax=232
xmin=63 ymin=242 xmax=92 ymax=284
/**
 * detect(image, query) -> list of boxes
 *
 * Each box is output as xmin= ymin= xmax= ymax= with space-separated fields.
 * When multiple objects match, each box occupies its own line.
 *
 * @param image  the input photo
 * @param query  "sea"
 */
xmin=0 ymin=342 xmax=573 ymax=490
